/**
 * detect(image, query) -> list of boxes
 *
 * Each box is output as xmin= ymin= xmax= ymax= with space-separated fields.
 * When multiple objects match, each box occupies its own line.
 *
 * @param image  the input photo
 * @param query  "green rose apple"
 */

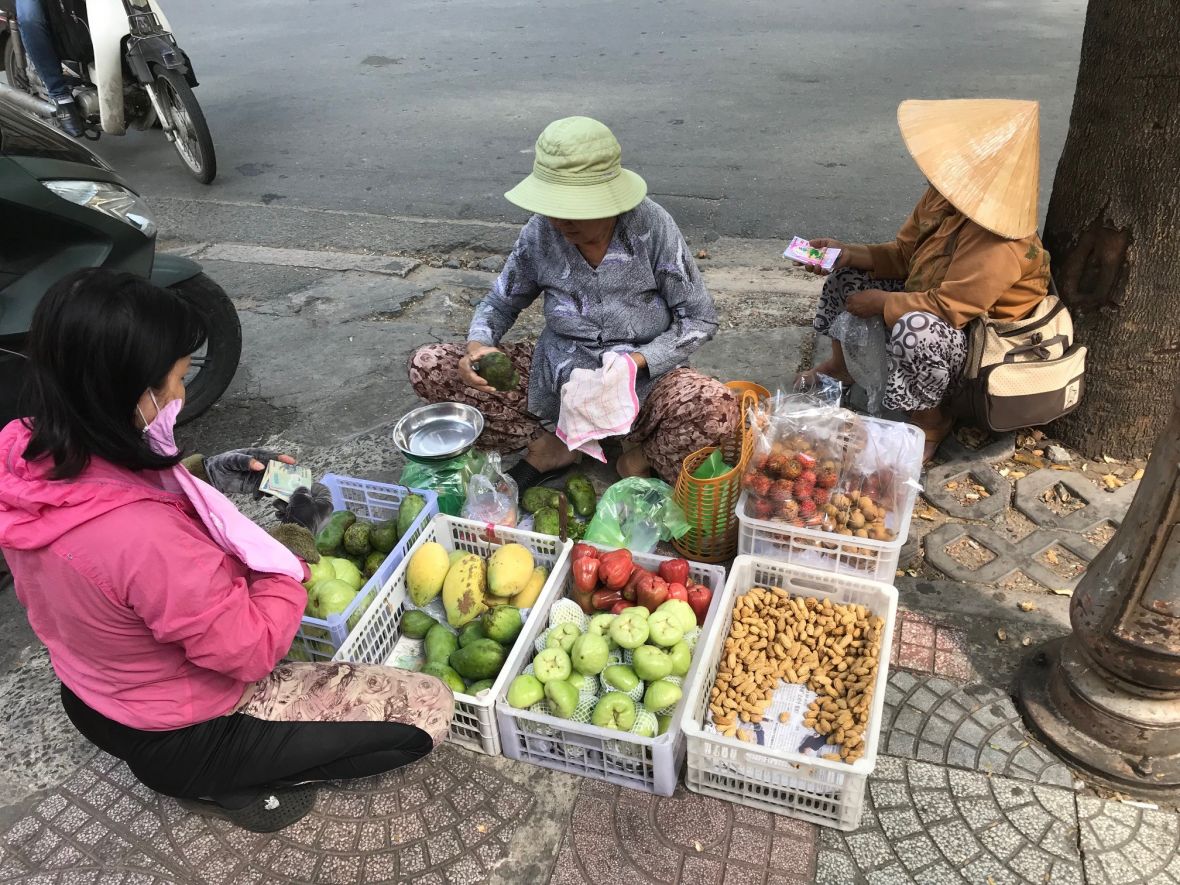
xmin=644 ymin=679 xmax=684 ymax=712
xmin=602 ymin=664 xmax=640 ymax=693
xmin=507 ymin=674 xmax=545 ymax=709
xmin=591 ymin=692 xmax=637 ymax=731
xmin=570 ymin=632 xmax=610 ymax=675
xmin=545 ymin=679 xmax=579 ymax=718
xmin=619 ymin=605 xmax=650 ymax=620
xmin=587 ymin=613 xmax=617 ymax=647
xmin=656 ymin=599 xmax=697 ymax=632
xmin=632 ymin=645 xmax=673 ymax=681
xmin=657 ymin=714 xmax=673 ymax=735
xmin=667 ymin=641 xmax=692 ymax=678
xmin=647 ymin=610 xmax=685 ymax=647
xmin=546 ymin=622 xmax=582 ymax=653
xmin=533 ymin=647 xmax=572 ymax=683
xmin=609 ymin=614 xmax=650 ymax=649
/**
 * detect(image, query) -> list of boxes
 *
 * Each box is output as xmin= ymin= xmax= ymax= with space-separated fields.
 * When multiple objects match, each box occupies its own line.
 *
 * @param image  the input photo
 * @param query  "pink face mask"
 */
xmin=139 ymin=392 xmax=184 ymax=456
xmin=136 ymin=390 xmax=304 ymax=581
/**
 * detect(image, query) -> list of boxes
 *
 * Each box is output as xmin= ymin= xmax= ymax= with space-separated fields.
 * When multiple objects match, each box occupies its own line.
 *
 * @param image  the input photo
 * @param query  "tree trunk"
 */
xmin=1044 ymin=0 xmax=1180 ymax=458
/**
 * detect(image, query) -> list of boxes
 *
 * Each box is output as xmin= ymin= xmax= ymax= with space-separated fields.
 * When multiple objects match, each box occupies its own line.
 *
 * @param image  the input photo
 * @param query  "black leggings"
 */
xmin=61 ymin=685 xmax=433 ymax=805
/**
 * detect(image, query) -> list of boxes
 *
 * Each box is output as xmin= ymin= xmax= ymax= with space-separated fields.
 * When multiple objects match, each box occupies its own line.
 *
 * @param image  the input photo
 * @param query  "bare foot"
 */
xmin=616 ymin=447 xmax=653 ymax=478
xmin=521 ymin=431 xmax=578 ymax=473
xmin=911 ymin=407 xmax=953 ymax=462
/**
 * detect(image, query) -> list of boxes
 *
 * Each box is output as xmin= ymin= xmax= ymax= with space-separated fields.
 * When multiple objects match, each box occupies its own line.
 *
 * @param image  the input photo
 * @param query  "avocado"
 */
xmin=343 ymin=522 xmax=372 ymax=556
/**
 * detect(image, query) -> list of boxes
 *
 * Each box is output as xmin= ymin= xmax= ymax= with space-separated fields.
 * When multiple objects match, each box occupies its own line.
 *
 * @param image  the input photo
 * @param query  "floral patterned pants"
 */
xmin=408 ymin=343 xmax=739 ymax=484
xmin=814 ymin=268 xmax=968 ymax=412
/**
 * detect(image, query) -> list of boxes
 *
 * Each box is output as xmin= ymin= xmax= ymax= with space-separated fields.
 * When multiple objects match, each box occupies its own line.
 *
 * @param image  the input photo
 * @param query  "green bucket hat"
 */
xmin=505 ymin=116 xmax=648 ymax=220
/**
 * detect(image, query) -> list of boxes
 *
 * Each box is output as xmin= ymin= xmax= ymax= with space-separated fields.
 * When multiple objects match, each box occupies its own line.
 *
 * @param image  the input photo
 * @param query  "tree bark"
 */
xmin=1044 ymin=0 xmax=1180 ymax=458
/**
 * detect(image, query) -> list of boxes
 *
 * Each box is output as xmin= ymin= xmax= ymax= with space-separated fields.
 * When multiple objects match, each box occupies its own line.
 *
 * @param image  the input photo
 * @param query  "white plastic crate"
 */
xmin=679 ymin=555 xmax=897 ymax=830
xmin=289 ymin=475 xmax=438 ymax=662
xmin=494 ymin=549 xmax=727 ymax=796
xmin=333 ymin=514 xmax=571 ymax=755
xmin=736 ymin=487 xmax=917 ymax=582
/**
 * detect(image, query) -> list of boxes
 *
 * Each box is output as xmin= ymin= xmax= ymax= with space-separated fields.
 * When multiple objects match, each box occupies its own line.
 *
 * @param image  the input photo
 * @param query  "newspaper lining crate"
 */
xmin=679 ymin=555 xmax=897 ymax=830
xmin=333 ymin=514 xmax=571 ymax=755
xmin=289 ymin=475 xmax=438 ymax=661
xmin=494 ymin=548 xmax=727 ymax=796
xmin=736 ymin=489 xmax=916 ymax=582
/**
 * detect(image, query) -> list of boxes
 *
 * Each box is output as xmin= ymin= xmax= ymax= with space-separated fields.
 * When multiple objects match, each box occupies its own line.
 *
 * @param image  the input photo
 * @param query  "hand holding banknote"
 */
xmin=204 ymin=449 xmax=300 ymax=497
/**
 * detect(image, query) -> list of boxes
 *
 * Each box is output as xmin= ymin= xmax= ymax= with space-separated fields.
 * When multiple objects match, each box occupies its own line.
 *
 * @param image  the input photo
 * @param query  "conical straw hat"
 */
xmin=897 ymin=99 xmax=1040 ymax=239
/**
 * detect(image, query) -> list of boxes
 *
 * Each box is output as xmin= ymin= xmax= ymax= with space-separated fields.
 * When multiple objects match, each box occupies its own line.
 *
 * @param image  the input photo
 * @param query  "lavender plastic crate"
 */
xmin=288 ymin=475 xmax=438 ymax=662
xmin=334 ymin=515 xmax=571 ymax=755
xmin=679 ymin=556 xmax=897 ymax=830
xmin=494 ymin=549 xmax=727 ymax=796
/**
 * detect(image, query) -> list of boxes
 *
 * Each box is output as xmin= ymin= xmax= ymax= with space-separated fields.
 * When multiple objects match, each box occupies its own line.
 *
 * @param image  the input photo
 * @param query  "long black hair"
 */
xmin=21 ymin=268 xmax=207 ymax=479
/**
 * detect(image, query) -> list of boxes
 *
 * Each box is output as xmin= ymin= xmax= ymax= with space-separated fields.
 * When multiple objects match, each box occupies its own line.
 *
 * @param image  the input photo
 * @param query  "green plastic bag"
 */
xmin=399 ymin=450 xmax=488 ymax=516
xmin=583 ymin=478 xmax=690 ymax=553
xmin=691 ymin=449 xmax=732 ymax=480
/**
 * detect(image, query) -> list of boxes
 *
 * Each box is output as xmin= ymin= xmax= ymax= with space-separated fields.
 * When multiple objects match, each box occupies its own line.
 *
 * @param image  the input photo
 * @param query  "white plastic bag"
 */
xmin=460 ymin=452 xmax=519 ymax=526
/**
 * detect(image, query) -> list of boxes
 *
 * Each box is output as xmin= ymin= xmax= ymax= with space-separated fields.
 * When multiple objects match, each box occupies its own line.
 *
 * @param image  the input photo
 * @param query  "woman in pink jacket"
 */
xmin=0 ymin=269 xmax=453 ymax=833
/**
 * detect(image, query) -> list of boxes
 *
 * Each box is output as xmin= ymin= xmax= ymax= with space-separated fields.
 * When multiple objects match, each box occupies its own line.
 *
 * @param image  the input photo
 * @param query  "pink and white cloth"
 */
xmin=556 ymin=351 xmax=640 ymax=462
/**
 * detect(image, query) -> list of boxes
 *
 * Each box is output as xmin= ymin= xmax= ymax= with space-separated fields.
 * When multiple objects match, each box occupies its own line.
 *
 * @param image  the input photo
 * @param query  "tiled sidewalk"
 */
xmin=2 ymin=600 xmax=1177 ymax=885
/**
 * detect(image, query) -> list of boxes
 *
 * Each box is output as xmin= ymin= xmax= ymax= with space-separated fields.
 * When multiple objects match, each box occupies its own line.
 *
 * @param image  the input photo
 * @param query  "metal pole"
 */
xmin=1019 ymin=382 xmax=1180 ymax=792
xmin=0 ymin=83 xmax=55 ymax=118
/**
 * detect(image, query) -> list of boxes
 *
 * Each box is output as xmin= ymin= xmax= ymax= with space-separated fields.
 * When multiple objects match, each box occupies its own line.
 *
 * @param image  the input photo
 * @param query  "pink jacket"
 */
xmin=0 ymin=420 xmax=307 ymax=731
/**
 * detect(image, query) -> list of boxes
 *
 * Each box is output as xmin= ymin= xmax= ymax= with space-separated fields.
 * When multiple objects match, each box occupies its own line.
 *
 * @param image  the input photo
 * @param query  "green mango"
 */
xmin=401 ymin=610 xmax=438 ymax=640
xmin=369 ymin=519 xmax=400 ymax=554
xmin=397 ymin=494 xmax=427 ymax=539
xmin=481 ymin=606 xmax=523 ymax=644
xmin=466 ymin=678 xmax=496 ymax=695
xmin=423 ymin=624 xmax=459 ymax=665
xmin=315 ymin=510 xmax=355 ymax=556
xmin=423 ymin=661 xmax=465 ymax=694
xmin=565 ymin=474 xmax=597 ymax=518
xmin=448 ymin=638 xmax=508 ymax=681
xmin=458 ymin=621 xmax=487 ymax=648
xmin=475 ymin=351 xmax=521 ymax=392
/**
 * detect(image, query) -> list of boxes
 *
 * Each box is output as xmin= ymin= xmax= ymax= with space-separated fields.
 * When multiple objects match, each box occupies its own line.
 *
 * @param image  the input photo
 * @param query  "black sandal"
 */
xmin=508 ymin=460 xmax=570 ymax=493
xmin=177 ymin=784 xmax=318 ymax=833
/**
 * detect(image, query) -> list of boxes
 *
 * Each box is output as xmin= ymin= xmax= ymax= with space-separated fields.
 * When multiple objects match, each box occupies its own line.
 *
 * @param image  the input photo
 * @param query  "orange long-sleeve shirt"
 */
xmin=866 ymin=186 xmax=1051 ymax=329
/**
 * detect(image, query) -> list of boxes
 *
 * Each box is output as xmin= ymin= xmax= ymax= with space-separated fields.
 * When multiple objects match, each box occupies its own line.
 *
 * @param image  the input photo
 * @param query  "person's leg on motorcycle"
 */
xmin=15 ymin=0 xmax=83 ymax=136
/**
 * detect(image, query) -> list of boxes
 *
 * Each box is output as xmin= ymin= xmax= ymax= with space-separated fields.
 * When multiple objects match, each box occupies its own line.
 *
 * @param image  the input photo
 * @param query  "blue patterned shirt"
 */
xmin=468 ymin=198 xmax=718 ymax=424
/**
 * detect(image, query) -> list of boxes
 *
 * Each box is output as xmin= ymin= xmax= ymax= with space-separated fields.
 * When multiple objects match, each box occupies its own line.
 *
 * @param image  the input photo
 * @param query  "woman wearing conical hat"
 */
xmin=797 ymin=99 xmax=1052 ymax=459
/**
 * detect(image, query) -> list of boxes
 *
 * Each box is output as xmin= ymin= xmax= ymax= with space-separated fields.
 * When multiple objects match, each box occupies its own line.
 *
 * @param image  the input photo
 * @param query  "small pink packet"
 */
xmin=783 ymin=236 xmax=841 ymax=271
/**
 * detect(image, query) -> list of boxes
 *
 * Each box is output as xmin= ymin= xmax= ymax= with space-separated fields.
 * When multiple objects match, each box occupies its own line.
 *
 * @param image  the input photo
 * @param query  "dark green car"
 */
xmin=0 ymin=99 xmax=239 ymax=423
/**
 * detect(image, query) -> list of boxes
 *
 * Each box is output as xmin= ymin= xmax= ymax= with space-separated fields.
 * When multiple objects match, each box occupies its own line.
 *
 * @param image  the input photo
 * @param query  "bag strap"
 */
xmin=1002 ymin=334 xmax=1071 ymax=363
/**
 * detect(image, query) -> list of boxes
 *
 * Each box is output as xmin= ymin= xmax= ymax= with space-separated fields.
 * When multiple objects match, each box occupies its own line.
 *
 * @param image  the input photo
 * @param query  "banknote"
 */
xmin=783 ymin=236 xmax=841 ymax=271
xmin=258 ymin=460 xmax=315 ymax=502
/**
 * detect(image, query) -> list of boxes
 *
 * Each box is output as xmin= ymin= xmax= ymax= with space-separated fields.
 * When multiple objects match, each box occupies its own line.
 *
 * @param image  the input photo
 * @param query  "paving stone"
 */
xmin=552 ymin=782 xmax=817 ymax=884
xmin=881 ymin=672 xmax=1073 ymax=787
xmin=924 ymin=523 xmax=1100 ymax=591
xmin=924 ymin=462 xmax=1012 ymax=520
xmin=819 ymin=759 xmax=1082 ymax=885
xmin=1078 ymin=795 xmax=1180 ymax=884
xmin=1014 ymin=467 xmax=1138 ymax=532
xmin=0 ymin=744 xmax=534 ymax=883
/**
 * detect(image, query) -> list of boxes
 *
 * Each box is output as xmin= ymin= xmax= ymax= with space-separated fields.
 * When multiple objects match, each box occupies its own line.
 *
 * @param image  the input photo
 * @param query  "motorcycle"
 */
xmin=0 ymin=0 xmax=215 ymax=182
xmin=0 ymin=98 xmax=240 ymax=425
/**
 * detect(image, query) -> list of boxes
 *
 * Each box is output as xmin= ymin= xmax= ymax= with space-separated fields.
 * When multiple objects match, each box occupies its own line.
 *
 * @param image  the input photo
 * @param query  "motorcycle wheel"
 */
xmin=4 ymin=38 xmax=30 ymax=91
xmin=169 ymin=273 xmax=241 ymax=424
xmin=153 ymin=68 xmax=217 ymax=185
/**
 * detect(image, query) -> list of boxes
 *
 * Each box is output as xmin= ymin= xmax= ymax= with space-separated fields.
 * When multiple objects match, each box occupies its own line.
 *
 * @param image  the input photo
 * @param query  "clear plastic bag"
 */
xmin=461 ymin=452 xmax=519 ymax=526
xmin=789 ymin=372 xmax=844 ymax=408
xmin=828 ymin=312 xmax=888 ymax=414
xmin=741 ymin=399 xmax=922 ymax=543
xmin=583 ymin=477 xmax=690 ymax=553
xmin=399 ymin=450 xmax=488 ymax=516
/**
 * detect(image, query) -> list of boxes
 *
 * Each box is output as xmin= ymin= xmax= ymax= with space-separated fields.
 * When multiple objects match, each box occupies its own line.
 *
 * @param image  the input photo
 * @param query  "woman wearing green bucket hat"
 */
xmin=409 ymin=116 xmax=738 ymax=488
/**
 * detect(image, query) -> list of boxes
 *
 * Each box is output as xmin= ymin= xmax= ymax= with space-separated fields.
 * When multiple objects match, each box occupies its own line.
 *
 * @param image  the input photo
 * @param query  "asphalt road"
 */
xmin=94 ymin=0 xmax=1086 ymax=243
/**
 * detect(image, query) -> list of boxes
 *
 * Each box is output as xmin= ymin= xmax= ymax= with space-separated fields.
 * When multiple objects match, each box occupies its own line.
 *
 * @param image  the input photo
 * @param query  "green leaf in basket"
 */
xmin=692 ymin=449 xmax=731 ymax=480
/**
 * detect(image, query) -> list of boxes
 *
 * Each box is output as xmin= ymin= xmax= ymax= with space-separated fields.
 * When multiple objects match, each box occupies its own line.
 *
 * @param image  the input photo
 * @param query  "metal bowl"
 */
xmin=393 ymin=402 xmax=485 ymax=463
